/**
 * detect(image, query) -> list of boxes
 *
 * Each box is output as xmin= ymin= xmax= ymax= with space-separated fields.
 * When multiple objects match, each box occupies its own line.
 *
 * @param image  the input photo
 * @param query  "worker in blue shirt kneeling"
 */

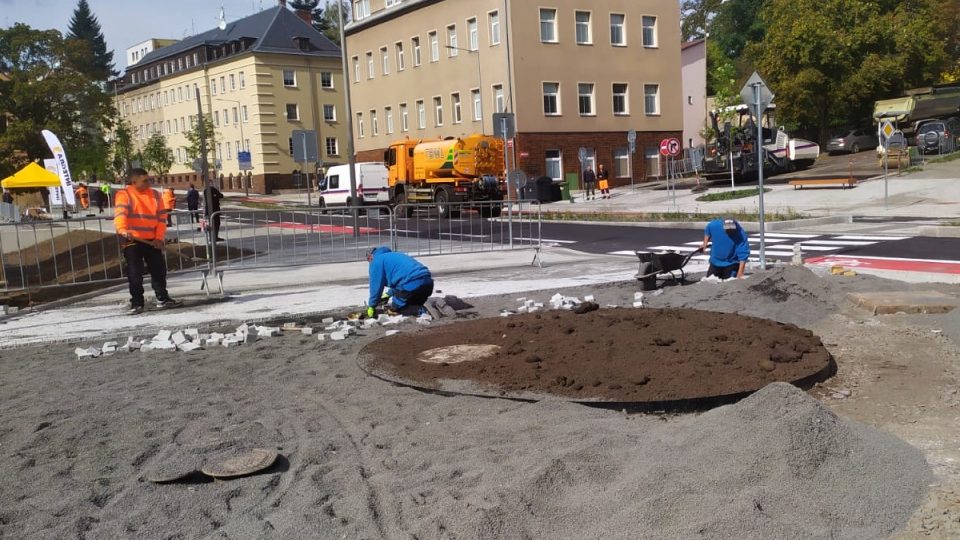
xmin=699 ymin=218 xmax=750 ymax=279
xmin=366 ymin=246 xmax=434 ymax=317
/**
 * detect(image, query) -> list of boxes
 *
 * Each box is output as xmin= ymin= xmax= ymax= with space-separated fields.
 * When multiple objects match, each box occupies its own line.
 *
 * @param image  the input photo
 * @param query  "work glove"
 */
xmin=366 ymin=306 xmax=375 ymax=319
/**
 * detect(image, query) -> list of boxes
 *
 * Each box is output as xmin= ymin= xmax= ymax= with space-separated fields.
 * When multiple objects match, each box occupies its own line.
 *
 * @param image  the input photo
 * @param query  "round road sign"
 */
xmin=660 ymin=138 xmax=682 ymax=157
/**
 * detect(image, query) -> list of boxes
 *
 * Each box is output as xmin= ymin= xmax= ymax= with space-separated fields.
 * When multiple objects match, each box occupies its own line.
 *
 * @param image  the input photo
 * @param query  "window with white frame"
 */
xmin=539 ymin=8 xmax=558 ymax=43
xmin=239 ymin=70 xmax=246 ymax=88
xmin=385 ymin=0 xmax=400 ymax=6
xmin=353 ymin=0 xmax=370 ymax=20
xmin=642 ymin=16 xmax=657 ymax=47
xmin=610 ymin=13 xmax=626 ymax=46
xmin=283 ymin=69 xmax=296 ymax=86
xmin=244 ymin=139 xmax=250 ymax=152
xmin=429 ymin=32 xmax=439 ymax=61
xmin=232 ymin=107 xmax=238 ymax=123
xmin=366 ymin=52 xmax=374 ymax=78
xmin=489 ymin=11 xmax=501 ymax=45
xmin=211 ymin=79 xmax=218 ymax=95
xmin=452 ymin=92 xmax=462 ymax=123
xmin=326 ymin=137 xmax=339 ymax=156
xmin=578 ymin=83 xmax=595 ymax=115
xmin=433 ymin=96 xmax=443 ymax=125
xmin=614 ymin=148 xmax=631 ymax=177
xmin=321 ymin=71 xmax=333 ymax=88
xmin=416 ymin=100 xmax=426 ymax=129
xmin=644 ymin=84 xmax=660 ymax=115
xmin=471 ymin=89 xmax=481 ymax=120
xmin=286 ymin=104 xmax=299 ymax=121
xmin=447 ymin=25 xmax=457 ymax=56
xmin=226 ymin=142 xmax=232 ymax=160
xmin=357 ymin=112 xmax=364 ymax=137
xmin=229 ymin=74 xmax=236 ymax=90
xmin=545 ymin=150 xmax=562 ymax=181
xmin=543 ymin=82 xmax=560 ymax=115
xmin=242 ymin=105 xmax=249 ymax=122
xmin=352 ymin=56 xmax=360 ymax=81
xmin=412 ymin=37 xmax=421 ymax=66
xmin=222 ymin=108 xmax=229 ymax=125
xmin=380 ymin=47 xmax=389 ymax=74
xmin=400 ymin=102 xmax=409 ymax=131
xmin=371 ymin=109 xmax=379 ymax=135
xmin=467 ymin=18 xmax=478 ymax=50
xmin=214 ymin=110 xmax=220 ymax=126
xmin=324 ymin=104 xmax=336 ymax=121
xmin=385 ymin=106 xmax=394 ymax=133
xmin=220 ymin=76 xmax=225 ymax=93
xmin=575 ymin=11 xmax=591 ymax=44
xmin=493 ymin=84 xmax=504 ymax=113
xmin=613 ymin=83 xmax=629 ymax=115
xmin=396 ymin=42 xmax=405 ymax=70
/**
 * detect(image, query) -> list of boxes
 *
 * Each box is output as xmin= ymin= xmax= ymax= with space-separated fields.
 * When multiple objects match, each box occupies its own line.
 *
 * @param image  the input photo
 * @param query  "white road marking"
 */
xmin=800 ymin=240 xmax=877 ymax=246
xmin=833 ymin=235 xmax=911 ymax=241
xmin=761 ymin=232 xmax=821 ymax=238
xmin=513 ymin=237 xmax=577 ymax=244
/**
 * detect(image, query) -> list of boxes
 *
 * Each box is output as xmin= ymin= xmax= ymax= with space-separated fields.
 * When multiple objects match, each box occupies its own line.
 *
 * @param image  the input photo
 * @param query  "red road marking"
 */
xmin=807 ymin=255 xmax=960 ymax=275
xmin=265 ymin=221 xmax=381 ymax=234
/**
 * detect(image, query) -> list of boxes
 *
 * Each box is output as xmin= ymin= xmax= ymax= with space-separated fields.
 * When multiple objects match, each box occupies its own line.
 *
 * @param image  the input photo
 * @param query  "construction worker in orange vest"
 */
xmin=75 ymin=183 xmax=90 ymax=209
xmin=162 ymin=186 xmax=176 ymax=226
xmin=114 ymin=168 xmax=181 ymax=314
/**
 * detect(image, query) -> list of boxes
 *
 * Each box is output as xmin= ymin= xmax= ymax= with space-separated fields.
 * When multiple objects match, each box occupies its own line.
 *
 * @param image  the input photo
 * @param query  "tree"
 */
xmin=109 ymin=117 xmax=134 ymax=178
xmin=289 ymin=0 xmax=327 ymax=34
xmin=65 ymin=0 xmax=115 ymax=81
xmin=183 ymin=114 xmax=217 ymax=171
xmin=318 ymin=1 xmax=350 ymax=47
xmin=747 ymin=0 xmax=959 ymax=143
xmin=0 ymin=23 xmax=115 ymax=179
xmin=710 ymin=0 xmax=767 ymax=59
xmin=680 ymin=0 xmax=724 ymax=42
xmin=142 ymin=133 xmax=174 ymax=180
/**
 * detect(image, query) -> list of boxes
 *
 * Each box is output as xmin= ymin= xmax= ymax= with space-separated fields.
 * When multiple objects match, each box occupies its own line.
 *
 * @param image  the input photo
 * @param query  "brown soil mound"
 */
xmin=359 ymin=308 xmax=833 ymax=402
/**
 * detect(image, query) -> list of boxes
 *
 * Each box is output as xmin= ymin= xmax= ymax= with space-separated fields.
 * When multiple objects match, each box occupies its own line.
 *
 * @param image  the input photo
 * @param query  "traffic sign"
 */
xmin=659 ymin=138 xmax=681 ymax=157
xmin=506 ymin=138 xmax=514 ymax=149
xmin=291 ymin=130 xmax=319 ymax=163
xmin=880 ymin=120 xmax=895 ymax=146
xmin=519 ymin=151 xmax=530 ymax=158
xmin=508 ymin=169 xmax=528 ymax=189
xmin=492 ymin=113 xmax=516 ymax=139
xmin=578 ymin=146 xmax=589 ymax=163
xmin=740 ymin=71 xmax=774 ymax=115
xmin=237 ymin=151 xmax=253 ymax=171
xmin=627 ymin=129 xmax=637 ymax=143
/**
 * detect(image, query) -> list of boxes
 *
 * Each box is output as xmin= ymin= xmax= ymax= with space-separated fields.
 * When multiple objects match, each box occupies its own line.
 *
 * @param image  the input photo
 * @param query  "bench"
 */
xmin=788 ymin=178 xmax=857 ymax=190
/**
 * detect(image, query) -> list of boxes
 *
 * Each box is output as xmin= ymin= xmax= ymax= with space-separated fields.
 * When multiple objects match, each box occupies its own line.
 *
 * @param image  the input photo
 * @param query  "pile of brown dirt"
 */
xmin=360 ymin=307 xmax=833 ymax=402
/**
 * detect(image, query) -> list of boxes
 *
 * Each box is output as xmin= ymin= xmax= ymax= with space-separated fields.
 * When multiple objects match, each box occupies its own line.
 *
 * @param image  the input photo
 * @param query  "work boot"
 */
xmin=127 ymin=304 xmax=144 ymax=315
xmin=156 ymin=298 xmax=183 ymax=309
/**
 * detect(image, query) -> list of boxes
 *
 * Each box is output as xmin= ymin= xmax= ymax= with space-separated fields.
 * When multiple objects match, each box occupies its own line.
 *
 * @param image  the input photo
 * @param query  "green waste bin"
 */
xmin=564 ymin=173 xmax=579 ymax=203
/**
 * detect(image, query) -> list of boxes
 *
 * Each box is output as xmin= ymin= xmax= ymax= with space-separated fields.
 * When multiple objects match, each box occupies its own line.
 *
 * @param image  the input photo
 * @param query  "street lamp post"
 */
xmin=214 ymin=98 xmax=248 ymax=197
xmin=445 ymin=45 xmax=483 ymax=134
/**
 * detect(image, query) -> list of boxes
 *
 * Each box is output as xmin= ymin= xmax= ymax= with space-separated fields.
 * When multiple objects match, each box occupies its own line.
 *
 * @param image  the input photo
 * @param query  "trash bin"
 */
xmin=560 ymin=181 xmax=571 ymax=201
xmin=534 ymin=176 xmax=553 ymax=203
xmin=565 ymin=173 xmax=579 ymax=203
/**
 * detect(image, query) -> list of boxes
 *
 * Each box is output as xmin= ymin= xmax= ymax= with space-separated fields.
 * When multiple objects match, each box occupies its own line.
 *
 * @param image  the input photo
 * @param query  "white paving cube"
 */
xmin=533 ymin=302 xmax=544 ymax=308
xmin=222 ymin=338 xmax=240 ymax=347
xmin=301 ymin=327 xmax=315 ymax=335
xmin=634 ymin=292 xmax=644 ymax=300
xmin=321 ymin=317 xmax=334 ymax=324
xmin=317 ymin=333 xmax=326 ymax=342
xmin=152 ymin=340 xmax=176 ymax=350
xmin=75 ymin=347 xmax=99 ymax=359
xmin=210 ymin=332 xmax=225 ymax=341
xmin=500 ymin=311 xmax=515 ymax=317
xmin=516 ymin=297 xmax=527 ymax=303
xmin=172 ymin=332 xmax=187 ymax=345
xmin=125 ymin=337 xmax=141 ymax=351
xmin=330 ymin=332 xmax=347 ymax=341
xmin=184 ymin=328 xmax=200 ymax=339
xmin=140 ymin=343 xmax=154 ymax=352
xmin=584 ymin=295 xmax=595 ymax=302
xmin=154 ymin=330 xmax=172 ymax=342
xmin=102 ymin=346 xmax=116 ymax=355
xmin=179 ymin=342 xmax=202 ymax=352
xmin=385 ymin=330 xmax=400 ymax=336
xmin=517 ymin=305 xmax=529 ymax=314
xmin=282 ymin=322 xmax=298 ymax=330
xmin=205 ymin=337 xmax=222 ymax=347
xmin=633 ymin=301 xmax=644 ymax=308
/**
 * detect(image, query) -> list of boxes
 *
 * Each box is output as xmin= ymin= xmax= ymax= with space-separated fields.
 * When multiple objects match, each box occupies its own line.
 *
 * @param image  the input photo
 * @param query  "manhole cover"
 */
xmin=418 ymin=344 xmax=501 ymax=364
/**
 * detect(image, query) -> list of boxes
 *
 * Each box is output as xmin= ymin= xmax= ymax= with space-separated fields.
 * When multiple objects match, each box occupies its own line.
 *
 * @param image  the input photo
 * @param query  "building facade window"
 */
xmin=229 ymin=74 xmax=236 ymax=90
xmin=371 ymin=109 xmax=379 ymax=135
xmin=222 ymin=108 xmax=229 ymax=125
xmin=226 ymin=142 xmax=232 ymax=160
xmin=412 ymin=37 xmax=421 ymax=66
xmin=381 ymin=47 xmax=389 ymax=74
xmin=286 ymin=104 xmax=299 ymax=120
xmin=232 ymin=107 xmax=238 ymax=123
xmin=385 ymin=106 xmax=394 ymax=134
xmin=447 ymin=25 xmax=458 ymax=56
xmin=242 ymin=105 xmax=249 ymax=122
xmin=575 ymin=11 xmax=591 ymax=44
xmin=467 ymin=18 xmax=478 ymax=50
xmin=366 ymin=52 xmax=374 ymax=78
xmin=493 ymin=84 xmax=504 ymax=113
xmin=321 ymin=71 xmax=333 ymax=88
xmin=416 ymin=100 xmax=426 ymax=129
xmin=471 ymin=88 xmax=481 ymax=120
xmin=326 ymin=137 xmax=339 ymax=155
xmin=642 ymin=16 xmax=657 ymax=47
xmin=283 ymin=69 xmax=297 ymax=87
xmin=545 ymin=150 xmax=562 ymax=180
xmin=429 ymin=32 xmax=439 ymax=62
xmin=610 ymin=14 xmax=626 ymax=45
xmin=400 ymin=102 xmax=409 ymax=131
xmin=539 ymin=8 xmax=558 ymax=43
xmin=613 ymin=148 xmax=630 ymax=177
xmin=396 ymin=42 xmax=405 ymax=70
xmin=353 ymin=0 xmax=370 ymax=20
xmin=452 ymin=92 xmax=462 ymax=123
xmin=578 ymin=83 xmax=595 ymax=115
xmin=239 ymin=70 xmax=246 ymax=88
xmin=214 ymin=110 xmax=220 ymax=126
xmin=357 ymin=112 xmax=364 ymax=137
xmin=352 ymin=56 xmax=360 ymax=81
xmin=433 ymin=96 xmax=443 ymax=126
xmin=644 ymin=84 xmax=660 ymax=115
xmin=489 ymin=11 xmax=501 ymax=45
xmin=543 ymin=82 xmax=560 ymax=115
xmin=211 ymin=79 xmax=218 ymax=95
xmin=324 ymin=104 xmax=336 ymax=121
xmin=613 ymin=83 xmax=629 ymax=115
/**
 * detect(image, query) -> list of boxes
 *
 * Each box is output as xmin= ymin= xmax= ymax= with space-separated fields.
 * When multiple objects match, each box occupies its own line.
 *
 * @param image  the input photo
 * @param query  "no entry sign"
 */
xmin=659 ymin=138 xmax=681 ymax=157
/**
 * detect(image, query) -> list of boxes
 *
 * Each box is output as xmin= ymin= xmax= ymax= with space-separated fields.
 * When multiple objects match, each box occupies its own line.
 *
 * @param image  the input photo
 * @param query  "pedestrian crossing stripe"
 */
xmin=833 ymin=235 xmax=911 ymax=241
xmin=799 ymin=239 xmax=877 ymax=246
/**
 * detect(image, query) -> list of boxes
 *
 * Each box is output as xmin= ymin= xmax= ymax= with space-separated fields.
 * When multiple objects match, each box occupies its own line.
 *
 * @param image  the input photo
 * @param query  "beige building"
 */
xmin=346 ymin=0 xmax=682 ymax=185
xmin=114 ymin=4 xmax=347 ymax=194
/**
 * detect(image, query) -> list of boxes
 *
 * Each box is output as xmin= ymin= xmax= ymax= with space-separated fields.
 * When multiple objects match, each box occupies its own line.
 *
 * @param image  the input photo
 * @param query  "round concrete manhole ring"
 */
xmin=201 ymin=448 xmax=279 ymax=479
xmin=417 ymin=344 xmax=501 ymax=364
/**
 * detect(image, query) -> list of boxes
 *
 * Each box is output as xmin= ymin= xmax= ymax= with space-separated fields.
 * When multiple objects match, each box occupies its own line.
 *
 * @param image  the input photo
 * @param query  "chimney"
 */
xmin=277 ymin=0 xmax=286 ymax=6
xmin=295 ymin=9 xmax=312 ymax=25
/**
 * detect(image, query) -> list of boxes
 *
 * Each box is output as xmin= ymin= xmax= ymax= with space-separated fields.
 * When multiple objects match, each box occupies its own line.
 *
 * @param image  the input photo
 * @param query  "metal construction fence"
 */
xmin=0 ymin=202 xmax=19 ymax=223
xmin=0 ymin=201 xmax=541 ymax=294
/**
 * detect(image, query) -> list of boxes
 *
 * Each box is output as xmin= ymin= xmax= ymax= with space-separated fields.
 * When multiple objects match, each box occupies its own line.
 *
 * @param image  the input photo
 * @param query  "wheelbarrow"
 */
xmin=635 ymin=248 xmax=701 ymax=291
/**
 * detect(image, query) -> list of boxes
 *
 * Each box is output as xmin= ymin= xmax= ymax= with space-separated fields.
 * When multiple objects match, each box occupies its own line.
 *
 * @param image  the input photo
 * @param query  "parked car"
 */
xmin=826 ymin=129 xmax=874 ymax=155
xmin=916 ymin=117 xmax=960 ymax=155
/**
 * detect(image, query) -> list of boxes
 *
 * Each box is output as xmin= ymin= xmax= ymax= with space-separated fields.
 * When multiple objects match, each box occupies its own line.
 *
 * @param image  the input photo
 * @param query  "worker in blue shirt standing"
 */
xmin=699 ymin=218 xmax=750 ymax=279
xmin=366 ymin=246 xmax=434 ymax=317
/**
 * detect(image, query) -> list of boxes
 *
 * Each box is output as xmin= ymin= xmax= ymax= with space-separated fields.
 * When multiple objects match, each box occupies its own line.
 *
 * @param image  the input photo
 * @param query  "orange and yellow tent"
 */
xmin=0 ymin=162 xmax=62 ymax=189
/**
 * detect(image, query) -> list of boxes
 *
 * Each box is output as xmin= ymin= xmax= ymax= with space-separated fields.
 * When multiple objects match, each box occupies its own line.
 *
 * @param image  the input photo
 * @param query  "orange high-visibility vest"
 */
xmin=76 ymin=186 xmax=89 ymax=208
xmin=114 ymin=186 xmax=167 ymax=241
xmin=162 ymin=189 xmax=176 ymax=211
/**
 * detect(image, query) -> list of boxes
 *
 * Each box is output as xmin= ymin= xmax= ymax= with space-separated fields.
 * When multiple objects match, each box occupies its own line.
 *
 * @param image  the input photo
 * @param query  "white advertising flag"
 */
xmin=44 ymin=159 xmax=64 ymax=208
xmin=41 ymin=130 xmax=77 ymax=206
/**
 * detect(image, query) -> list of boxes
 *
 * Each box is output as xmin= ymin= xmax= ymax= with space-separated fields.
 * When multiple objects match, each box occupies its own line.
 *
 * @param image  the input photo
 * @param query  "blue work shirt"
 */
xmin=704 ymin=219 xmax=750 ymax=267
xmin=367 ymin=247 xmax=433 ymax=307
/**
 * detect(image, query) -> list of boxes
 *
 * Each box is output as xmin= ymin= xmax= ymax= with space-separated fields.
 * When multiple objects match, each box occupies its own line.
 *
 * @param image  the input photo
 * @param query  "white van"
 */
xmin=317 ymin=162 xmax=389 ymax=207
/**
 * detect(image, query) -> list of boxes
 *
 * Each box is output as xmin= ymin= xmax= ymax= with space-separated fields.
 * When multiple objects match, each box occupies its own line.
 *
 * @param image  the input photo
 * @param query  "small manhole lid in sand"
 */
xmin=201 ymin=448 xmax=278 ymax=479
xmin=417 ymin=344 xmax=501 ymax=364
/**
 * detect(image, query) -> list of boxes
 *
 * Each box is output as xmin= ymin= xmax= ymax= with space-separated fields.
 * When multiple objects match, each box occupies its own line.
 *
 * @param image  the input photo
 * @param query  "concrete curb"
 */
xmin=526 ymin=214 xmax=852 ymax=232
xmin=917 ymin=226 xmax=960 ymax=238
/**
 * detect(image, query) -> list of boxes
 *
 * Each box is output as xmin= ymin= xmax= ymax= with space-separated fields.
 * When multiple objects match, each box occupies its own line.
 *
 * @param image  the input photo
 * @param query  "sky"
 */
xmin=0 ymin=0 xmax=284 ymax=72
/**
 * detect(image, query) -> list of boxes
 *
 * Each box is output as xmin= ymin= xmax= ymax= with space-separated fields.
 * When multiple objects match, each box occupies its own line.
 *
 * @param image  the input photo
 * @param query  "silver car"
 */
xmin=916 ymin=118 xmax=960 ymax=155
xmin=826 ymin=129 xmax=874 ymax=155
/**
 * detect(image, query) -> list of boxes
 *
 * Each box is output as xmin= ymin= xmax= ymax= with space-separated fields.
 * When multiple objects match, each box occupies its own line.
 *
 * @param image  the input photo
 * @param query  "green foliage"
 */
xmin=109 ymin=118 xmax=134 ymax=177
xmin=142 ymin=133 xmax=174 ymax=179
xmin=747 ymin=0 xmax=959 ymax=142
xmin=695 ymin=188 xmax=771 ymax=202
xmin=289 ymin=0 xmax=328 ymax=34
xmin=65 ymin=0 xmax=115 ymax=80
xmin=0 ymin=23 xmax=115 ymax=179
xmin=710 ymin=0 xmax=767 ymax=59
xmin=318 ymin=1 xmax=350 ymax=47
xmin=680 ymin=0 xmax=724 ymax=41
xmin=183 ymin=114 xmax=217 ymax=170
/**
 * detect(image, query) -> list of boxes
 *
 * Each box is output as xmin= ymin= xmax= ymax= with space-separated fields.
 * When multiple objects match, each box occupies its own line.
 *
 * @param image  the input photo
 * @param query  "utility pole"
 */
xmin=337 ymin=0 xmax=360 ymax=238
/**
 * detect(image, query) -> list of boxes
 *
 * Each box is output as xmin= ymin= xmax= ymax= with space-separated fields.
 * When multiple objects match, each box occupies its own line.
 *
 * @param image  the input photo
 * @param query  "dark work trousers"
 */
xmin=707 ymin=262 xmax=740 ymax=280
xmin=123 ymin=242 xmax=170 ymax=307
xmin=188 ymin=205 xmax=200 ymax=223
xmin=584 ymin=181 xmax=596 ymax=199
xmin=392 ymin=281 xmax=435 ymax=312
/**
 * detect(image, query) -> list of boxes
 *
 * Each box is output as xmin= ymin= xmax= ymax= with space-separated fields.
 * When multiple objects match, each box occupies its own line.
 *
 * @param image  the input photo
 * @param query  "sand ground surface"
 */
xmin=1 ymin=266 xmax=960 ymax=539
